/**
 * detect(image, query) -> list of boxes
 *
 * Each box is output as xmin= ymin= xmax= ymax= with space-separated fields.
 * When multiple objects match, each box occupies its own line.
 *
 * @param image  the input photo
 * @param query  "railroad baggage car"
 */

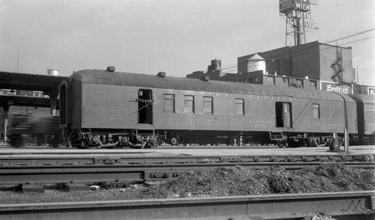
xmin=349 ymin=94 xmax=375 ymax=145
xmin=59 ymin=67 xmax=358 ymax=148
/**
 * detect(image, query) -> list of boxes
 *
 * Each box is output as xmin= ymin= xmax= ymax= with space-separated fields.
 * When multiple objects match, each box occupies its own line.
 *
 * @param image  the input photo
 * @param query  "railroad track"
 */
xmin=0 ymin=191 xmax=374 ymax=220
xmin=1 ymin=153 xmax=373 ymax=165
xmin=0 ymin=154 xmax=374 ymax=188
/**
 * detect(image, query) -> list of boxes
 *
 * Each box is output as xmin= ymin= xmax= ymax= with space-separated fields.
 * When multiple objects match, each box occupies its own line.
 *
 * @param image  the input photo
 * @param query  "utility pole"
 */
xmin=16 ymin=50 xmax=19 ymax=72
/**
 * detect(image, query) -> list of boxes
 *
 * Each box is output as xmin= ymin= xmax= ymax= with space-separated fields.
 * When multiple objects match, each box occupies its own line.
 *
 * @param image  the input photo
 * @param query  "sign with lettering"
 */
xmin=280 ymin=0 xmax=311 ymax=13
xmin=368 ymin=87 xmax=375 ymax=96
xmin=321 ymin=82 xmax=352 ymax=94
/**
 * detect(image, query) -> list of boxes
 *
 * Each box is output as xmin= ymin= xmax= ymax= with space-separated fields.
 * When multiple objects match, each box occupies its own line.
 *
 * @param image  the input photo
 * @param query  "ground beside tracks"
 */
xmin=0 ymin=163 xmax=374 ymax=204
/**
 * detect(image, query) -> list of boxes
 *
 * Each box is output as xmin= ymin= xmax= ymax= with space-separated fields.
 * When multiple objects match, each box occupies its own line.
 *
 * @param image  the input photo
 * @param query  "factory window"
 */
xmin=184 ymin=95 xmax=195 ymax=113
xmin=33 ymin=91 xmax=43 ymax=97
xmin=310 ymin=81 xmax=317 ymax=89
xmin=235 ymin=98 xmax=244 ymax=115
xmin=203 ymin=96 xmax=213 ymax=114
xmin=283 ymin=78 xmax=290 ymax=87
xmin=313 ymin=103 xmax=320 ymax=119
xmin=163 ymin=94 xmax=175 ymax=113
xmin=296 ymin=79 xmax=304 ymax=88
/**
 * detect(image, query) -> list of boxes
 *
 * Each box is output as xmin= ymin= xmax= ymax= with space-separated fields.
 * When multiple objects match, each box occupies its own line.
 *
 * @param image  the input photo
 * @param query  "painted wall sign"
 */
xmin=368 ymin=87 xmax=375 ymax=96
xmin=321 ymin=82 xmax=352 ymax=94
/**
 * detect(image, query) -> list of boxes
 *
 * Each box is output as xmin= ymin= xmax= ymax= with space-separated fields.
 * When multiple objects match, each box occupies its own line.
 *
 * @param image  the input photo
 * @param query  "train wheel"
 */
xmin=329 ymin=138 xmax=341 ymax=151
xmin=311 ymin=138 xmax=319 ymax=147
xmin=75 ymin=139 xmax=88 ymax=149
xmin=170 ymin=137 xmax=178 ymax=146
xmin=151 ymin=139 xmax=158 ymax=148
xmin=141 ymin=140 xmax=147 ymax=149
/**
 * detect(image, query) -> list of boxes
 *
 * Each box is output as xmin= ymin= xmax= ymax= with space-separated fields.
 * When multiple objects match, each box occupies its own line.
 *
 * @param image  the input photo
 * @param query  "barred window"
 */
xmin=310 ymin=81 xmax=317 ymax=89
xmin=184 ymin=95 xmax=195 ymax=113
xmin=313 ymin=103 xmax=320 ymax=119
xmin=235 ymin=98 xmax=244 ymax=115
xmin=163 ymin=94 xmax=175 ymax=113
xmin=203 ymin=96 xmax=213 ymax=114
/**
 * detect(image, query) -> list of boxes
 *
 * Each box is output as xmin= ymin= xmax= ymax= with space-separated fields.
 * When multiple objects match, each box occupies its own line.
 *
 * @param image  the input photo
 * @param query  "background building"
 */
xmin=237 ymin=41 xmax=356 ymax=83
xmin=186 ymin=41 xmax=375 ymax=96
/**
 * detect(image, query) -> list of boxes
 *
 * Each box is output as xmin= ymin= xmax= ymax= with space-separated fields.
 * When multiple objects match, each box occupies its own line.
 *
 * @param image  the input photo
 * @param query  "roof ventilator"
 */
xmin=157 ymin=72 xmax=166 ymax=77
xmin=106 ymin=66 xmax=115 ymax=72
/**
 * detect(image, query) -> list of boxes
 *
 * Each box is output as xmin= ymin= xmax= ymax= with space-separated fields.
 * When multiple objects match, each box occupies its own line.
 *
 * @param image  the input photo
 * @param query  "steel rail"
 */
xmin=0 ymin=153 xmax=373 ymax=166
xmin=0 ymin=161 xmax=374 ymax=185
xmin=0 ymin=191 xmax=374 ymax=220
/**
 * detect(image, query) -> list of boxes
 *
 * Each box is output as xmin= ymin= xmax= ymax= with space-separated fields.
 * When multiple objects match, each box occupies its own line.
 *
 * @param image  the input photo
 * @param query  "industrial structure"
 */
xmin=186 ymin=0 xmax=372 ymax=96
xmin=279 ymin=0 xmax=319 ymax=46
xmin=186 ymin=40 xmax=374 ymax=96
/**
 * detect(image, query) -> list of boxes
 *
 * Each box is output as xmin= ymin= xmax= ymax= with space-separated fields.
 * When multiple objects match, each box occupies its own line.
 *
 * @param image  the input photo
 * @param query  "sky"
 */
xmin=0 ymin=0 xmax=374 ymax=85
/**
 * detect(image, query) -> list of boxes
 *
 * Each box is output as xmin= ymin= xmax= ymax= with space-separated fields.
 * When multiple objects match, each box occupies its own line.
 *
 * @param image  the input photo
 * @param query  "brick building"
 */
xmin=187 ymin=41 xmax=374 ymax=95
xmin=237 ymin=41 xmax=356 ymax=84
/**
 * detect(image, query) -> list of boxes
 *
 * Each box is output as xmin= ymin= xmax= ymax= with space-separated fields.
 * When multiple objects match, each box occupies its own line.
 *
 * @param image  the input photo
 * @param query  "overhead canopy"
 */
xmin=0 ymin=71 xmax=67 ymax=94
xmin=0 ymin=71 xmax=67 ymax=108
xmin=0 ymin=95 xmax=53 ymax=108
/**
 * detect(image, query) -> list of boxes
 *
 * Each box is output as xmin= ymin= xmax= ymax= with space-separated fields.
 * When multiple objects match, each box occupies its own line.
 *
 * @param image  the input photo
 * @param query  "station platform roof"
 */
xmin=0 ymin=95 xmax=53 ymax=108
xmin=0 ymin=71 xmax=67 ymax=93
xmin=0 ymin=71 xmax=67 ymax=108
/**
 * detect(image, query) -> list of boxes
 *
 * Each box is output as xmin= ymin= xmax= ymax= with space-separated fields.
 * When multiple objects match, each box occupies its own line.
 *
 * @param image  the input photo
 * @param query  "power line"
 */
xmin=324 ymin=28 xmax=375 ymax=44
xmin=340 ymin=36 xmax=375 ymax=46
xmin=199 ymin=29 xmax=375 ymax=75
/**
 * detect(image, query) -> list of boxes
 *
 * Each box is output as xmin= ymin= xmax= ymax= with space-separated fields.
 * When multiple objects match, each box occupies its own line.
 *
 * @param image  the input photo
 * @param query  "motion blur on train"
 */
xmin=7 ymin=67 xmax=375 ymax=148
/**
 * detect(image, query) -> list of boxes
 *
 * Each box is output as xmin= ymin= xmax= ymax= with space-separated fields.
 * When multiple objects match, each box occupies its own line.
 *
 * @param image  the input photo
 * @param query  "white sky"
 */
xmin=0 ymin=0 xmax=374 ymax=85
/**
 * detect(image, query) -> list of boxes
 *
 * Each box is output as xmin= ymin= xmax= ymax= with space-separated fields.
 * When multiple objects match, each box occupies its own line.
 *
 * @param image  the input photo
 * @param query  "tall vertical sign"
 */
xmin=279 ymin=0 xmax=319 ymax=46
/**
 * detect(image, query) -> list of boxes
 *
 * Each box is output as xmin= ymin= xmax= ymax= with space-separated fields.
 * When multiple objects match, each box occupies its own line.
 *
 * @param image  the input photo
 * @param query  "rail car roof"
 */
xmin=71 ymin=69 xmax=354 ymax=102
xmin=349 ymin=94 xmax=375 ymax=104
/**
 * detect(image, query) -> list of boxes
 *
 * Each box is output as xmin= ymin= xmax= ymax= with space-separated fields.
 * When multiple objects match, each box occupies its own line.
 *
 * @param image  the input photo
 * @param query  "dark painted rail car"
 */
xmin=59 ymin=68 xmax=358 ymax=148
xmin=349 ymin=94 xmax=375 ymax=145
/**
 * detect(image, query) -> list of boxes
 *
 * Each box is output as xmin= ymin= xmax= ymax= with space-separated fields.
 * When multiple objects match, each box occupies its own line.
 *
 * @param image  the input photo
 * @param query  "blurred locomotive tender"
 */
xmin=58 ymin=67 xmax=374 ymax=149
xmin=7 ymin=114 xmax=62 ymax=147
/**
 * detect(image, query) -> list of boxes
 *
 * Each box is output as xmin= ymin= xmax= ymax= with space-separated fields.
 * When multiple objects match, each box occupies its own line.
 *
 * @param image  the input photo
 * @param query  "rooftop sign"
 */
xmin=279 ymin=0 xmax=311 ymax=14
xmin=321 ymin=81 xmax=353 ymax=94
xmin=368 ymin=87 xmax=375 ymax=96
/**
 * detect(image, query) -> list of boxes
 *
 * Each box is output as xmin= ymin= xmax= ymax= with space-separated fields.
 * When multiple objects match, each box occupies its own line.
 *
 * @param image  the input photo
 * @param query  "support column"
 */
xmin=47 ymin=90 xmax=58 ymax=116
xmin=1 ymin=105 xmax=10 ymax=142
xmin=344 ymin=129 xmax=349 ymax=153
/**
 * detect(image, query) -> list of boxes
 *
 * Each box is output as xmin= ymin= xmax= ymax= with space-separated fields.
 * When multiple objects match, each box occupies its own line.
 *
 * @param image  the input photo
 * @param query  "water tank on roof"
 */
xmin=47 ymin=69 xmax=59 ymax=76
xmin=247 ymin=54 xmax=265 ymax=74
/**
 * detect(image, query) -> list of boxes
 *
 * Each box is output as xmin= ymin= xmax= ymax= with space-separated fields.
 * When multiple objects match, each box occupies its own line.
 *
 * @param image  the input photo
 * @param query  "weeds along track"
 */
xmin=0 ymin=154 xmax=374 ymax=187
